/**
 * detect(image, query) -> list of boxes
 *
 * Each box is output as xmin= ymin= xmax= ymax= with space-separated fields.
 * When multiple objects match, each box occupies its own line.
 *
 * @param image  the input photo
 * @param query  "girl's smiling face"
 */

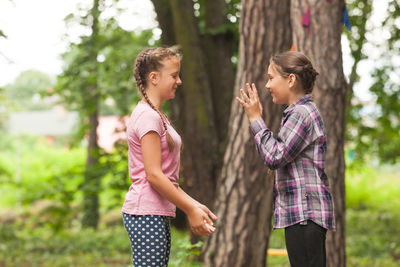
xmin=157 ymin=56 xmax=182 ymax=100
xmin=265 ymin=63 xmax=291 ymax=105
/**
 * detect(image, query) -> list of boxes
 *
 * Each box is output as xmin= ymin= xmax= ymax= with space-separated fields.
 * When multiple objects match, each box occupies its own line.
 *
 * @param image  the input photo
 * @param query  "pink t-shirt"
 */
xmin=122 ymin=101 xmax=181 ymax=217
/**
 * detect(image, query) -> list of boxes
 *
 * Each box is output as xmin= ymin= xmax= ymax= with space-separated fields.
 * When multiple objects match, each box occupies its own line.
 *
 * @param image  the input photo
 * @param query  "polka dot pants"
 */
xmin=122 ymin=212 xmax=171 ymax=267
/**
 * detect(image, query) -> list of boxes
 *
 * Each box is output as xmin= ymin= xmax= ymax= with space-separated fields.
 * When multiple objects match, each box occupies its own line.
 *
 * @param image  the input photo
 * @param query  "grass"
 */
xmin=0 ymin=219 xmax=203 ymax=267
xmin=1 ymin=136 xmax=400 ymax=266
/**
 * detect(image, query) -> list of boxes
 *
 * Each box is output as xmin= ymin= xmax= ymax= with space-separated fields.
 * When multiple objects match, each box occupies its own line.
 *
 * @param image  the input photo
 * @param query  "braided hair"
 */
xmin=270 ymin=51 xmax=319 ymax=94
xmin=134 ymin=47 xmax=182 ymax=151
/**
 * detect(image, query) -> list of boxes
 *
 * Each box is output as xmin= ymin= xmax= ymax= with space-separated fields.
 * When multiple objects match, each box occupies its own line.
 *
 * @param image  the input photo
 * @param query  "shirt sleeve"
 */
xmin=250 ymin=111 xmax=311 ymax=170
xmin=136 ymin=110 xmax=164 ymax=140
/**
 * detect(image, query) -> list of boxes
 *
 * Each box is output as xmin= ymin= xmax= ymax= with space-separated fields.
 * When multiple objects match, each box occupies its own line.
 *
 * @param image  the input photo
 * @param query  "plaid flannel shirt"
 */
xmin=250 ymin=95 xmax=335 ymax=230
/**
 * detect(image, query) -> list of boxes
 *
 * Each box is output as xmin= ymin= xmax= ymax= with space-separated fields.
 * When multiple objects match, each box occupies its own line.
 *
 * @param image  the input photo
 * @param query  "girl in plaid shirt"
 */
xmin=237 ymin=51 xmax=335 ymax=267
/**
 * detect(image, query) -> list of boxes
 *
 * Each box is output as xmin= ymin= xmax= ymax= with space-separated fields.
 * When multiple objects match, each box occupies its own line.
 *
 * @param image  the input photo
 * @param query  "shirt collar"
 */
xmin=283 ymin=94 xmax=313 ymax=115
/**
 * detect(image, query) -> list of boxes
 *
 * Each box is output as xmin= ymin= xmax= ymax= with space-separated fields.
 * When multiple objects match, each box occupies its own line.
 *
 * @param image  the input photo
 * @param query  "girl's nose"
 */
xmin=177 ymin=76 xmax=182 ymax=85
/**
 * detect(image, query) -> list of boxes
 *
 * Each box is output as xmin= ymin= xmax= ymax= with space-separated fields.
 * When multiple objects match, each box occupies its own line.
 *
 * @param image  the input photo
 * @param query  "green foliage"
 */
xmin=368 ymin=67 xmax=400 ymax=163
xmin=55 ymin=14 xmax=150 ymax=118
xmin=345 ymin=0 xmax=372 ymax=68
xmin=346 ymin=0 xmax=400 ymax=164
xmin=169 ymin=228 xmax=203 ymax=267
xmin=0 ymin=29 xmax=6 ymax=38
xmin=0 ymin=218 xmax=202 ymax=266
xmin=54 ymin=1 xmax=154 ymax=228
xmin=3 ymin=70 xmax=54 ymax=111
xmin=0 ymin=142 xmax=399 ymax=266
xmin=346 ymin=209 xmax=400 ymax=266
xmin=98 ymin=140 xmax=130 ymax=211
xmin=0 ymin=223 xmax=130 ymax=266
xmin=0 ymin=135 xmax=85 ymax=232
xmin=0 ymin=87 xmax=9 ymax=130
xmin=346 ymin=162 xmax=400 ymax=210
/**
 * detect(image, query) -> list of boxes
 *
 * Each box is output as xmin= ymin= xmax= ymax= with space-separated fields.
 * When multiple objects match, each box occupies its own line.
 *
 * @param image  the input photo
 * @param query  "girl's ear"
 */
xmin=288 ymin=73 xmax=296 ymax=88
xmin=148 ymin=71 xmax=159 ymax=86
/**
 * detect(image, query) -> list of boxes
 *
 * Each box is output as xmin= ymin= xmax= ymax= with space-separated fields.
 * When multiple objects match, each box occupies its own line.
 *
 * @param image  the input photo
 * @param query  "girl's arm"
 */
xmin=250 ymin=112 xmax=311 ymax=169
xmin=236 ymin=83 xmax=313 ymax=169
xmin=141 ymin=131 xmax=215 ymax=236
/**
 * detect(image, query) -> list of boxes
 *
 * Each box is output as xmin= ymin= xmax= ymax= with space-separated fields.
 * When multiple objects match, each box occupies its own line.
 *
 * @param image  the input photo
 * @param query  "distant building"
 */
xmin=96 ymin=115 xmax=129 ymax=152
xmin=7 ymin=106 xmax=128 ymax=151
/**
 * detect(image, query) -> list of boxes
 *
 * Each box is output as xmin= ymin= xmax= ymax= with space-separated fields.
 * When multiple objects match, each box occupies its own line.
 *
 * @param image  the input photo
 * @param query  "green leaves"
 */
xmin=55 ymin=18 xmax=152 ymax=118
xmin=0 ymin=29 xmax=6 ymax=39
xmin=346 ymin=0 xmax=400 ymax=164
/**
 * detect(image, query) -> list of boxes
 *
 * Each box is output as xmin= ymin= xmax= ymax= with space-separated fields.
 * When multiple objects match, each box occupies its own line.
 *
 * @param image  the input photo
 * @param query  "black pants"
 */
xmin=122 ymin=213 xmax=171 ymax=267
xmin=285 ymin=220 xmax=327 ymax=267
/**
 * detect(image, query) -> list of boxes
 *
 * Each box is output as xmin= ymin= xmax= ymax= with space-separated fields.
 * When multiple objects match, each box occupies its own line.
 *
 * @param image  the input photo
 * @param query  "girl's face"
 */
xmin=156 ymin=57 xmax=182 ymax=100
xmin=265 ymin=63 xmax=293 ymax=105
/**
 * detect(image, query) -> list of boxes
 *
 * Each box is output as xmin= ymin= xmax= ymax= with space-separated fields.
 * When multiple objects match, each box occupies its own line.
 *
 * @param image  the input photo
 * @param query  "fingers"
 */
xmin=240 ymin=88 xmax=250 ymax=103
xmin=192 ymin=223 xmax=212 ymax=236
xmin=201 ymin=205 xmax=218 ymax=221
xmin=206 ymin=222 xmax=216 ymax=232
xmin=246 ymin=83 xmax=254 ymax=99
xmin=189 ymin=207 xmax=216 ymax=236
xmin=196 ymin=204 xmax=218 ymax=224
xmin=203 ymin=213 xmax=213 ymax=226
xmin=238 ymin=83 xmax=258 ymax=103
xmin=208 ymin=210 xmax=218 ymax=221
xmin=236 ymin=96 xmax=245 ymax=106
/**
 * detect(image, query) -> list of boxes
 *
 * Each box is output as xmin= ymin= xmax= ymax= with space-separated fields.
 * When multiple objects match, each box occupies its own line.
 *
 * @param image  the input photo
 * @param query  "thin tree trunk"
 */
xmin=82 ymin=100 xmax=100 ymax=228
xmin=150 ymin=0 xmax=235 ymax=237
xmin=203 ymin=1 xmax=292 ymax=266
xmin=291 ymin=1 xmax=347 ymax=266
xmin=81 ymin=0 xmax=101 ymax=229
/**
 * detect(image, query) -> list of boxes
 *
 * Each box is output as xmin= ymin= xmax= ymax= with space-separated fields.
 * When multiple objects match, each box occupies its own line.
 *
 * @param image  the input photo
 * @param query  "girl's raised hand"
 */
xmin=236 ymin=83 xmax=263 ymax=124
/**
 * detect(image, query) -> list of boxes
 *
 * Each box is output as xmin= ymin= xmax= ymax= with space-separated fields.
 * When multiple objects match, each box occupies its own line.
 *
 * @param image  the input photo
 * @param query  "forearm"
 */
xmin=147 ymin=172 xmax=195 ymax=214
xmin=178 ymin=187 xmax=200 ymax=205
xmin=251 ymin=119 xmax=287 ymax=169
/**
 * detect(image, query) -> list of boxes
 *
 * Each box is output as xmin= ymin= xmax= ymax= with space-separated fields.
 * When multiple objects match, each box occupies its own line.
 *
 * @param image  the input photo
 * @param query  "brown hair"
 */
xmin=270 ymin=51 xmax=319 ymax=94
xmin=134 ymin=46 xmax=182 ymax=151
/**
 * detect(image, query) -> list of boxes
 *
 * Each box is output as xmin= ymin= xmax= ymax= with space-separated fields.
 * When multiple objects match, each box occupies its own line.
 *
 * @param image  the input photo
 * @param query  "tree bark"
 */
xmin=151 ymin=0 xmax=176 ymax=46
xmin=203 ymin=1 xmax=292 ymax=266
xmin=150 ymin=0 xmax=235 ymax=235
xmin=169 ymin=0 xmax=219 ymax=223
xmin=202 ymin=0 xmax=235 ymax=154
xmin=150 ymin=0 xmax=188 ymax=229
xmin=82 ymin=99 xmax=100 ymax=228
xmin=81 ymin=0 xmax=101 ymax=229
xmin=290 ymin=1 xmax=347 ymax=266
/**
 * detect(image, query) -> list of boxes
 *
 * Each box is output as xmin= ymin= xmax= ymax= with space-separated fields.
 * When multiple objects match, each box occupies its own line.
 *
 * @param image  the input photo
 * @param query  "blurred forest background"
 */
xmin=0 ymin=0 xmax=399 ymax=266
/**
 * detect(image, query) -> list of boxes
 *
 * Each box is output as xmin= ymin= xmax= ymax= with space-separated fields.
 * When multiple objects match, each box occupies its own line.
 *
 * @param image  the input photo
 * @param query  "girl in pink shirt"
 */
xmin=122 ymin=46 xmax=217 ymax=267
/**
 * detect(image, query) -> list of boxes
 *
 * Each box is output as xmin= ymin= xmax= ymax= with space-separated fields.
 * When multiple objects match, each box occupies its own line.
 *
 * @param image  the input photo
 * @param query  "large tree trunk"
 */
xmin=150 ymin=0 xmax=176 ymax=46
xmin=81 ymin=0 xmax=101 ymax=229
xmin=202 ymin=0 xmax=235 ymax=154
xmin=203 ymin=1 xmax=292 ymax=266
xmin=169 ymin=0 xmax=219 ymax=220
xmin=151 ymin=0 xmax=235 ymax=233
xmin=150 ymin=0 xmax=187 ymax=229
xmin=291 ymin=1 xmax=347 ymax=266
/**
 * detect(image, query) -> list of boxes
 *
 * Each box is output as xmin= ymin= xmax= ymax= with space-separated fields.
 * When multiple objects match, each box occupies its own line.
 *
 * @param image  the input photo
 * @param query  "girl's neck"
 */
xmin=142 ymin=90 xmax=163 ymax=110
xmin=287 ymin=91 xmax=306 ymax=106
